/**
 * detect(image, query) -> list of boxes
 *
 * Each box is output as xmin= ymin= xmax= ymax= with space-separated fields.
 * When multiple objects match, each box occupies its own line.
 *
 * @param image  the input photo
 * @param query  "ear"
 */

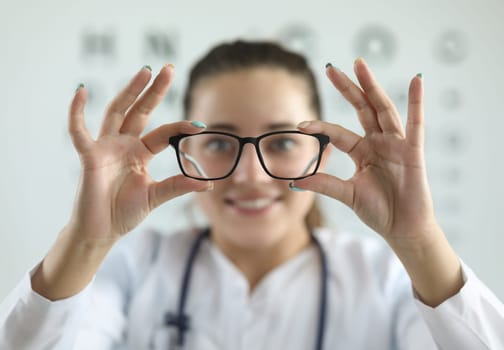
xmin=318 ymin=146 xmax=331 ymax=171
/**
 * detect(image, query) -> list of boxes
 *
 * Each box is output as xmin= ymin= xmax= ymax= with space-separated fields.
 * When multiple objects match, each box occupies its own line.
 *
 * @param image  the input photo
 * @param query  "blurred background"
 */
xmin=1 ymin=0 xmax=503 ymax=301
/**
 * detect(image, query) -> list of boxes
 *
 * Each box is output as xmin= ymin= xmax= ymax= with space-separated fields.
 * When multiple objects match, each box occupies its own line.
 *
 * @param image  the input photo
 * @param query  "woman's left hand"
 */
xmin=295 ymin=58 xmax=438 ymax=248
xmin=294 ymin=58 xmax=464 ymax=306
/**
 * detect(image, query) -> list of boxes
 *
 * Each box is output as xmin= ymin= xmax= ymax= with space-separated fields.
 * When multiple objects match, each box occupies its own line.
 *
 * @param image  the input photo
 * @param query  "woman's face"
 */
xmin=189 ymin=67 xmax=320 ymax=250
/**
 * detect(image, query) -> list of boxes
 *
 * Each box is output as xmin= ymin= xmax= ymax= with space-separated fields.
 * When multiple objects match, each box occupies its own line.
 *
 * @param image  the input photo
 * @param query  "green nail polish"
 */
xmin=416 ymin=73 xmax=423 ymax=79
xmin=289 ymin=182 xmax=306 ymax=192
xmin=142 ymin=65 xmax=152 ymax=71
xmin=75 ymin=83 xmax=84 ymax=92
xmin=325 ymin=63 xmax=340 ymax=71
xmin=191 ymin=121 xmax=207 ymax=128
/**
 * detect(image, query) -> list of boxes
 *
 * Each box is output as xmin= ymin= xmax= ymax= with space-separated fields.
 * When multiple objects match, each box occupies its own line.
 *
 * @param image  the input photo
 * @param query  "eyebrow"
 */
xmin=206 ymin=122 xmax=298 ymax=132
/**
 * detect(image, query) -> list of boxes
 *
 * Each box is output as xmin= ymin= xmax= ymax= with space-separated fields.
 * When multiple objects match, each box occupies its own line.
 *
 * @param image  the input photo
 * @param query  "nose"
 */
xmin=231 ymin=144 xmax=271 ymax=183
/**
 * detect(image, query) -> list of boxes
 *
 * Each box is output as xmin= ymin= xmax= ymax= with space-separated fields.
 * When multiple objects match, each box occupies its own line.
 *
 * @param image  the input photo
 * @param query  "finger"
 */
xmin=120 ymin=64 xmax=175 ymax=136
xmin=297 ymin=120 xmax=363 ymax=163
xmin=149 ymin=174 xmax=214 ymax=210
xmin=141 ymin=120 xmax=207 ymax=155
xmin=291 ymin=173 xmax=354 ymax=208
xmin=353 ymin=58 xmax=404 ymax=135
xmin=68 ymin=85 xmax=93 ymax=153
xmin=325 ymin=64 xmax=381 ymax=134
xmin=406 ymin=74 xmax=424 ymax=148
xmin=99 ymin=66 xmax=152 ymax=137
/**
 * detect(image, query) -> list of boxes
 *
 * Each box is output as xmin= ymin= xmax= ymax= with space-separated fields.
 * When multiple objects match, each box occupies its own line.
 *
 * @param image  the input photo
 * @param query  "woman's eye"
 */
xmin=205 ymin=138 xmax=234 ymax=152
xmin=270 ymin=138 xmax=296 ymax=151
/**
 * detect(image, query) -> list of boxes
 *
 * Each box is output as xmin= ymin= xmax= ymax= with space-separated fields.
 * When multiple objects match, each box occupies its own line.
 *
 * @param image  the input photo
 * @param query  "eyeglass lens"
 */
xmin=177 ymin=132 xmax=322 ymax=180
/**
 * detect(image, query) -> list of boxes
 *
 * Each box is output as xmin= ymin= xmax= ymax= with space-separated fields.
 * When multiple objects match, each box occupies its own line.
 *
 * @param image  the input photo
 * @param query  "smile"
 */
xmin=232 ymin=198 xmax=276 ymax=210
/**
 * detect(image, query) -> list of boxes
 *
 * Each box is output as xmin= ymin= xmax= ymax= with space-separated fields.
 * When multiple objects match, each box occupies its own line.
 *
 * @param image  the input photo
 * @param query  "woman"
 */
xmin=0 ymin=40 xmax=503 ymax=349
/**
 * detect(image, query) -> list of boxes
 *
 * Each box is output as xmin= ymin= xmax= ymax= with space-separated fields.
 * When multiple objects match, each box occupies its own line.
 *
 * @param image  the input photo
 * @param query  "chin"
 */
xmin=217 ymin=220 xmax=293 ymax=250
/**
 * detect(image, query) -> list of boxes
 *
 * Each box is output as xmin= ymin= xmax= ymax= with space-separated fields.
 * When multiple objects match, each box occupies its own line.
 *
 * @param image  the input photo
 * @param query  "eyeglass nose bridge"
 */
xmin=232 ymin=136 xmax=270 ymax=175
xmin=238 ymin=136 xmax=262 ymax=148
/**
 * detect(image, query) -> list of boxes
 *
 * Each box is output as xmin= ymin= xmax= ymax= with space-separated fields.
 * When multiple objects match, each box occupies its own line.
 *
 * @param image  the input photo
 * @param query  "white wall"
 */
xmin=1 ymin=0 xmax=503 ymax=301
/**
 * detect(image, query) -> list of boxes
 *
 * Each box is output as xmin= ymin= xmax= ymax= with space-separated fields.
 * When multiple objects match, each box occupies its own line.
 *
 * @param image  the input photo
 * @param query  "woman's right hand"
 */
xmin=67 ymin=64 xmax=212 ymax=246
xmin=31 ymin=65 xmax=212 ymax=300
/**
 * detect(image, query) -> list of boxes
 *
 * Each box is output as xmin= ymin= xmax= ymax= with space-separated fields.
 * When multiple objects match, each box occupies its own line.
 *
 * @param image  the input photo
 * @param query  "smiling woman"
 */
xmin=0 ymin=40 xmax=503 ymax=350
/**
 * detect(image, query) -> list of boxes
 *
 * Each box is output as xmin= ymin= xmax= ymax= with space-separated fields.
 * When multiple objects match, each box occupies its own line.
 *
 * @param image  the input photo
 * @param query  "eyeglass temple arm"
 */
xmin=299 ymin=155 xmax=319 ymax=177
xmin=179 ymin=151 xmax=209 ymax=178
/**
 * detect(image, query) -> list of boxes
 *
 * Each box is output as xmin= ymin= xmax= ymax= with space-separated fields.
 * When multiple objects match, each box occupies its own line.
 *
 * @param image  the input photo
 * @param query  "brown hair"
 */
xmin=182 ymin=40 xmax=325 ymax=230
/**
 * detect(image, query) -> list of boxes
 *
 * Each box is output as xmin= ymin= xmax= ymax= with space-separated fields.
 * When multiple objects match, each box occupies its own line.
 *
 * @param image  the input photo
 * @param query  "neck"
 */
xmin=211 ymin=227 xmax=311 ymax=291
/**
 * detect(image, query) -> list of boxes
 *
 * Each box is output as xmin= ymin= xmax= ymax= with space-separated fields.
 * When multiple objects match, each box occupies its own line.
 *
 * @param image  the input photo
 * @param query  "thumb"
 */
xmin=149 ymin=175 xmax=213 ymax=209
xmin=291 ymin=173 xmax=353 ymax=208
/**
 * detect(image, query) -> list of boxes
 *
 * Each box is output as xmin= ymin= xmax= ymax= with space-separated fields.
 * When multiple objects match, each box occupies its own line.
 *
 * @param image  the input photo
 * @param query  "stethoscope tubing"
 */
xmin=167 ymin=228 xmax=328 ymax=350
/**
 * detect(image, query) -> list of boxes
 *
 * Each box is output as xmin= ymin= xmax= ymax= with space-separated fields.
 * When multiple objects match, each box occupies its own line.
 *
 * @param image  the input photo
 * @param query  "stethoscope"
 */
xmin=162 ymin=228 xmax=329 ymax=350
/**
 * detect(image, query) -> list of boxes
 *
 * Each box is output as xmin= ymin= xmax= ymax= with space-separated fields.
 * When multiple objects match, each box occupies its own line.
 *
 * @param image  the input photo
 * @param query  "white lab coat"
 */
xmin=1 ymin=228 xmax=503 ymax=349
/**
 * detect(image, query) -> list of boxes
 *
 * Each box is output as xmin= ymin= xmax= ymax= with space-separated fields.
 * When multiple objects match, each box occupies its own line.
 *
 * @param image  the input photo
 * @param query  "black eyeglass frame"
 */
xmin=169 ymin=130 xmax=330 ymax=181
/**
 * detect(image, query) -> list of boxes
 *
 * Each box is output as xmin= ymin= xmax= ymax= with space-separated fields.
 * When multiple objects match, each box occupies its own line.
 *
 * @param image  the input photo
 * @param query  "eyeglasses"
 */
xmin=169 ymin=130 xmax=330 ymax=181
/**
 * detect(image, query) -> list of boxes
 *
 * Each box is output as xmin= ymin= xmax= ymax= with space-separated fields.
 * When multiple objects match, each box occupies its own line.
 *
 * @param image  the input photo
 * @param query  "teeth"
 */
xmin=234 ymin=198 xmax=274 ymax=209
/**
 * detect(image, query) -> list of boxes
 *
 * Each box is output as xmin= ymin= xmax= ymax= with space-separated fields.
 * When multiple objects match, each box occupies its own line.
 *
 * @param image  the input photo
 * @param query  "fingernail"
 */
xmin=142 ymin=65 xmax=152 ymax=72
xmin=297 ymin=121 xmax=312 ymax=129
xmin=191 ymin=121 xmax=207 ymax=128
xmin=165 ymin=63 xmax=175 ymax=69
xmin=325 ymin=62 xmax=340 ymax=71
xmin=416 ymin=72 xmax=423 ymax=79
xmin=75 ymin=83 xmax=84 ymax=93
xmin=289 ymin=182 xmax=306 ymax=192
xmin=354 ymin=57 xmax=364 ymax=65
